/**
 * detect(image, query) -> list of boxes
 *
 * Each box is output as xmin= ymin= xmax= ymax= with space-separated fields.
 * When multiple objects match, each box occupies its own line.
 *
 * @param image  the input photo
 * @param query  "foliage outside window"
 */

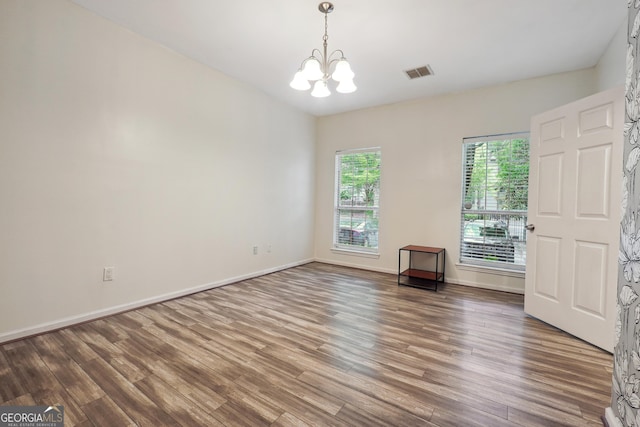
xmin=460 ymin=134 xmax=529 ymax=270
xmin=334 ymin=148 xmax=381 ymax=253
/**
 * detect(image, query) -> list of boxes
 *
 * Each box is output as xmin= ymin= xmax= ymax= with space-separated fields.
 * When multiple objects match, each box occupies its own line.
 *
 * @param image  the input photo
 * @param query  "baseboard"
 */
xmin=0 ymin=258 xmax=313 ymax=344
xmin=446 ymin=277 xmax=524 ymax=294
xmin=314 ymin=257 xmax=524 ymax=294
xmin=604 ymin=407 xmax=617 ymax=427
xmin=313 ymin=257 xmax=397 ymax=275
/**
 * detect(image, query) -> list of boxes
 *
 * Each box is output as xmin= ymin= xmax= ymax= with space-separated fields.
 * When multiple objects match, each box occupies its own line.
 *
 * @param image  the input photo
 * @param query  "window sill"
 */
xmin=456 ymin=262 xmax=525 ymax=279
xmin=331 ymin=248 xmax=380 ymax=259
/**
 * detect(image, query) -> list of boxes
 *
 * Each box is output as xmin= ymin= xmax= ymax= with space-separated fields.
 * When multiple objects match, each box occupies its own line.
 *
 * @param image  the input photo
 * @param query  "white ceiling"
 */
xmin=72 ymin=0 xmax=627 ymax=117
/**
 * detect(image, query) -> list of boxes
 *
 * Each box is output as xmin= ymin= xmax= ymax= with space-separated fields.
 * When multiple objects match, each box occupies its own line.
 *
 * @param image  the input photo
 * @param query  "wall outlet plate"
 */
xmin=103 ymin=267 xmax=114 ymax=281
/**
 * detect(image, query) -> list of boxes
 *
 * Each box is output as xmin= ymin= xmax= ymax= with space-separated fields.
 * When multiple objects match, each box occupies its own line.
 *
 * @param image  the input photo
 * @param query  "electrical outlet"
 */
xmin=253 ymin=245 xmax=258 ymax=255
xmin=103 ymin=267 xmax=114 ymax=282
xmin=267 ymin=244 xmax=272 ymax=253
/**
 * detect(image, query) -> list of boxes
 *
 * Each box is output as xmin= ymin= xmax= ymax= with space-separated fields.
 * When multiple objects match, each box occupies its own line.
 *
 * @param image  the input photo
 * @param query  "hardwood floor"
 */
xmin=0 ymin=262 xmax=612 ymax=426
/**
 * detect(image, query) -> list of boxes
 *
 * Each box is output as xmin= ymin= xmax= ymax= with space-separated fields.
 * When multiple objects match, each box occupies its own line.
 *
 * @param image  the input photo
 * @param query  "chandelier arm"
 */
xmin=327 ymin=50 xmax=346 ymax=65
xmin=297 ymin=49 xmax=324 ymax=70
xmin=302 ymin=49 xmax=324 ymax=66
xmin=310 ymin=48 xmax=324 ymax=61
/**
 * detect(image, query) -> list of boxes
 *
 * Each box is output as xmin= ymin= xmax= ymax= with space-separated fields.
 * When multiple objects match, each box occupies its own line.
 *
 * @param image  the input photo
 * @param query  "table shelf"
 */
xmin=398 ymin=245 xmax=445 ymax=291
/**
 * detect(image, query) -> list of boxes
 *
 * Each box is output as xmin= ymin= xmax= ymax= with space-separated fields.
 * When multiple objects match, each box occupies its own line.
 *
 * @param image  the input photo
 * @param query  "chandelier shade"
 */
xmin=301 ymin=58 xmax=324 ymax=81
xmin=336 ymin=78 xmax=357 ymax=94
xmin=290 ymin=2 xmax=356 ymax=97
xmin=290 ymin=71 xmax=311 ymax=90
xmin=332 ymin=59 xmax=354 ymax=82
xmin=311 ymin=80 xmax=331 ymax=98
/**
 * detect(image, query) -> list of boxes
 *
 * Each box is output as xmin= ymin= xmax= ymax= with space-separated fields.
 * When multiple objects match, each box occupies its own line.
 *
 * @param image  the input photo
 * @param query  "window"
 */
xmin=334 ymin=148 xmax=381 ymax=253
xmin=460 ymin=133 xmax=529 ymax=270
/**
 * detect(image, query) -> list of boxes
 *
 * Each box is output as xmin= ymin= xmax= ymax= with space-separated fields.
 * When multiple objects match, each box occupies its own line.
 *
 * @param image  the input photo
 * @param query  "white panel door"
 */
xmin=525 ymin=86 xmax=623 ymax=352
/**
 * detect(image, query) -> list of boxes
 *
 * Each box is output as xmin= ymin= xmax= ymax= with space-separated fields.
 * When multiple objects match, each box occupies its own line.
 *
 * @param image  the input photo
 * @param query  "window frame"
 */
xmin=459 ymin=133 xmax=529 ymax=272
xmin=332 ymin=147 xmax=381 ymax=256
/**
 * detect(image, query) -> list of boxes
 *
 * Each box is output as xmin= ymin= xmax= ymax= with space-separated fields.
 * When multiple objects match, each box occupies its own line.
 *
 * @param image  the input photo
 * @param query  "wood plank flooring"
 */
xmin=0 ymin=262 xmax=612 ymax=426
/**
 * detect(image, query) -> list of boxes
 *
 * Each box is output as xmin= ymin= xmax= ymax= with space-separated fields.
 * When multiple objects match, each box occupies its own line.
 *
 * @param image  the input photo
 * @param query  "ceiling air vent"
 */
xmin=404 ymin=65 xmax=434 ymax=80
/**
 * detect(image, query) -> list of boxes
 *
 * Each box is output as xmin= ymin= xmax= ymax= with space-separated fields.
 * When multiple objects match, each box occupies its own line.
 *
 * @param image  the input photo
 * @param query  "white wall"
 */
xmin=314 ymin=69 xmax=597 ymax=293
xmin=0 ymin=0 xmax=316 ymax=341
xmin=596 ymin=19 xmax=627 ymax=91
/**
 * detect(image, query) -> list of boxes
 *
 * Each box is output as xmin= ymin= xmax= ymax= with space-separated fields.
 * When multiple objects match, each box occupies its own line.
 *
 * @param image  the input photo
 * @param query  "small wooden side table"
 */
xmin=398 ymin=245 xmax=445 ymax=291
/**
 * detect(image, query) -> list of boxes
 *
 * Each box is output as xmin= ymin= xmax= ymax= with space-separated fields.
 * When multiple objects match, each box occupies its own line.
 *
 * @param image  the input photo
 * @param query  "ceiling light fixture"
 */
xmin=290 ymin=2 xmax=356 ymax=98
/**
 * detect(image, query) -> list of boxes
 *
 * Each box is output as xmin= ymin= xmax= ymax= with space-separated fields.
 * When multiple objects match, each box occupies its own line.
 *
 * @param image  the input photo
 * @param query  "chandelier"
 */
xmin=290 ymin=2 xmax=356 ymax=98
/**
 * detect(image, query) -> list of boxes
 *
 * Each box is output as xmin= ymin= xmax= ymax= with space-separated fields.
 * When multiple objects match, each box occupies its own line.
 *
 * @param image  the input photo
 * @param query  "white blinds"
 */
xmin=460 ymin=134 xmax=529 ymax=269
xmin=334 ymin=148 xmax=381 ymax=252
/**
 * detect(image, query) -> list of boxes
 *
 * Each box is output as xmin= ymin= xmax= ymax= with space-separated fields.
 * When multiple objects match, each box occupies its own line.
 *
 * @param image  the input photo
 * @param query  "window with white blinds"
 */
xmin=334 ymin=148 xmax=381 ymax=253
xmin=460 ymin=133 xmax=529 ymax=270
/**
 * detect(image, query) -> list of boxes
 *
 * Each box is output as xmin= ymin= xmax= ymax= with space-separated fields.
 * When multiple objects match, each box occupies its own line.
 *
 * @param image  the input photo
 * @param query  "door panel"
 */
xmin=540 ymin=118 xmax=565 ymax=142
xmin=537 ymin=154 xmax=564 ymax=215
xmin=533 ymin=236 xmax=561 ymax=301
xmin=573 ymin=241 xmax=607 ymax=318
xmin=525 ymin=86 xmax=623 ymax=352
xmin=576 ymin=145 xmax=611 ymax=217
xmin=578 ymin=102 xmax=614 ymax=135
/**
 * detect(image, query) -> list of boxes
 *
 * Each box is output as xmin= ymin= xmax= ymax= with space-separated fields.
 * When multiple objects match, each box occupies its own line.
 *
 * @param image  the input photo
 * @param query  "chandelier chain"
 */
xmin=323 ymin=12 xmax=329 ymax=43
